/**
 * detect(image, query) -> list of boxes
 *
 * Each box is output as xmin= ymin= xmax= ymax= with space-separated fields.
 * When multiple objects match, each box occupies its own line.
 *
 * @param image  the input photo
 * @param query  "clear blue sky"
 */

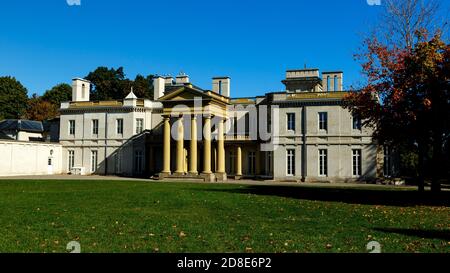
xmin=0 ymin=0 xmax=387 ymax=97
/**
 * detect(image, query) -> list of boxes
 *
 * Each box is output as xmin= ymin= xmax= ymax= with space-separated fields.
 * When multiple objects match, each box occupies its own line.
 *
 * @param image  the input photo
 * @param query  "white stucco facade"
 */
xmin=0 ymin=140 xmax=63 ymax=176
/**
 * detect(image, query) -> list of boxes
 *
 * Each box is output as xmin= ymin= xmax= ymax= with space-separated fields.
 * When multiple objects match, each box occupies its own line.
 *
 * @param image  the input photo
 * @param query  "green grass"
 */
xmin=0 ymin=180 xmax=448 ymax=253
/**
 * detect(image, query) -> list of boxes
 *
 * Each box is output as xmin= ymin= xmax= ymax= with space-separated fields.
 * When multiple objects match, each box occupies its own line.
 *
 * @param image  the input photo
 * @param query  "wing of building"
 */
xmin=58 ymin=69 xmax=392 ymax=182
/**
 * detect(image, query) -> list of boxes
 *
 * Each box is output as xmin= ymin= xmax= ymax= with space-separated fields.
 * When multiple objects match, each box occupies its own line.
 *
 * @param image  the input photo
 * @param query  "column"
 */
xmin=217 ymin=118 xmax=226 ymax=174
xmin=189 ymin=115 xmax=198 ymax=175
xmin=175 ymin=116 xmax=185 ymax=175
xmin=236 ymin=145 xmax=242 ymax=177
xmin=202 ymin=115 xmax=212 ymax=174
xmin=162 ymin=116 xmax=171 ymax=174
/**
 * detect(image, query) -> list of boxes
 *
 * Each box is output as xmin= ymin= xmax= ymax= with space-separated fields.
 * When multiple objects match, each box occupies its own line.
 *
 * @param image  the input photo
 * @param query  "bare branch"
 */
xmin=380 ymin=0 xmax=443 ymax=49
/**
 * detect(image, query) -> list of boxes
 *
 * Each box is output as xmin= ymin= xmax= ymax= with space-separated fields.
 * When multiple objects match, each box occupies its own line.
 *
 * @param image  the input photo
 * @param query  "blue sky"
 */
xmin=0 ymin=0 xmax=387 ymax=97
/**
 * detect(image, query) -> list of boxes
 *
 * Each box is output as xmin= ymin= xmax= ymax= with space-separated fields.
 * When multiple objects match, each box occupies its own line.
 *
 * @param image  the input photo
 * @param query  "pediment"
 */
xmin=159 ymin=86 xmax=212 ymax=102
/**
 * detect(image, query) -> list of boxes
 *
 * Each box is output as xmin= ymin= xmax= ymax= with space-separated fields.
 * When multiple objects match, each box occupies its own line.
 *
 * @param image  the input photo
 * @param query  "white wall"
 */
xmin=0 ymin=141 xmax=63 ymax=176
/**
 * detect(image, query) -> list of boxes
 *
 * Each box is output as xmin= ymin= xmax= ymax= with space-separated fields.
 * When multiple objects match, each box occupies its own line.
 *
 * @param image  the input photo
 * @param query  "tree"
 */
xmin=85 ymin=67 xmax=126 ymax=101
xmin=25 ymin=94 xmax=58 ymax=121
xmin=0 ymin=76 xmax=29 ymax=120
xmin=345 ymin=33 xmax=449 ymax=193
xmin=345 ymin=0 xmax=449 ymax=193
xmin=42 ymin=83 xmax=72 ymax=106
xmin=131 ymin=74 xmax=154 ymax=99
xmin=85 ymin=67 xmax=155 ymax=100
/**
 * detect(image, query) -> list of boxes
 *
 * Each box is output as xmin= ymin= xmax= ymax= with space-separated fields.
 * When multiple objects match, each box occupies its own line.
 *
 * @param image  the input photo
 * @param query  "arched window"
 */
xmin=82 ymin=84 xmax=86 ymax=98
xmin=327 ymin=76 xmax=330 ymax=92
xmin=334 ymin=75 xmax=338 ymax=91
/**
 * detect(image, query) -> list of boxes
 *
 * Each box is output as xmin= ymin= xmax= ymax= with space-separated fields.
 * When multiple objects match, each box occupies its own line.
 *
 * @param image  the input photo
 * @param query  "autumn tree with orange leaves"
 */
xmin=345 ymin=0 xmax=449 ymax=193
xmin=25 ymin=94 xmax=59 ymax=122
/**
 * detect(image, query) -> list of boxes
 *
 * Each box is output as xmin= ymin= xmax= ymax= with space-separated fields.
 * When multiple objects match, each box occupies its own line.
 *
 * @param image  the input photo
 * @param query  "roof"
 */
xmin=0 ymin=131 xmax=14 ymax=140
xmin=287 ymin=68 xmax=319 ymax=72
xmin=72 ymin=77 xmax=91 ymax=83
xmin=163 ymin=83 xmax=205 ymax=96
xmin=0 ymin=119 xmax=44 ymax=133
xmin=322 ymin=71 xmax=344 ymax=74
xmin=125 ymin=90 xmax=138 ymax=99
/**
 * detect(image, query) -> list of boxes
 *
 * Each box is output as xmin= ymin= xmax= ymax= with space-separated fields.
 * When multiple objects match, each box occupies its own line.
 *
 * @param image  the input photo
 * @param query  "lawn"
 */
xmin=0 ymin=180 xmax=448 ymax=253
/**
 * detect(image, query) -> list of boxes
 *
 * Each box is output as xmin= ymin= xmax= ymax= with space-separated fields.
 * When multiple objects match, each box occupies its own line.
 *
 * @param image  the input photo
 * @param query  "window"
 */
xmin=92 ymin=119 xmax=99 ymax=135
xmin=117 ymin=119 xmax=124 ymax=135
xmin=244 ymin=113 xmax=250 ymax=136
xmin=228 ymin=150 xmax=236 ymax=174
xmin=218 ymin=80 xmax=222 ymax=95
xmin=318 ymin=112 xmax=328 ymax=131
xmin=334 ymin=75 xmax=338 ymax=91
xmin=327 ymin=76 xmax=331 ymax=92
xmin=91 ymin=150 xmax=98 ymax=173
xmin=116 ymin=150 xmax=122 ymax=173
xmin=48 ymin=158 xmax=52 ymax=166
xmin=287 ymin=149 xmax=295 ymax=176
xmin=267 ymin=151 xmax=272 ymax=175
xmin=69 ymin=120 xmax=76 ymax=135
xmin=68 ymin=150 xmax=75 ymax=171
xmin=134 ymin=150 xmax=144 ymax=174
xmin=248 ymin=151 xmax=256 ymax=175
xmin=384 ymin=146 xmax=392 ymax=177
xmin=353 ymin=114 xmax=362 ymax=130
xmin=352 ymin=149 xmax=362 ymax=176
xmin=287 ymin=113 xmax=296 ymax=131
xmin=319 ymin=149 xmax=328 ymax=176
xmin=136 ymin=119 xmax=144 ymax=134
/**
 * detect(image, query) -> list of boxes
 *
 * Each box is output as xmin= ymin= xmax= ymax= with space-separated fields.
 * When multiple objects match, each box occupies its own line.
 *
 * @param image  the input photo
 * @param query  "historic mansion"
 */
xmin=53 ymin=68 xmax=390 ymax=182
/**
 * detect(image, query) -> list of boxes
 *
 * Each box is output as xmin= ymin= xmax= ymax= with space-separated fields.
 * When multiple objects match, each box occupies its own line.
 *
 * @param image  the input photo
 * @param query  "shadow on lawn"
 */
xmin=374 ymin=228 xmax=450 ymax=241
xmin=200 ymin=185 xmax=450 ymax=207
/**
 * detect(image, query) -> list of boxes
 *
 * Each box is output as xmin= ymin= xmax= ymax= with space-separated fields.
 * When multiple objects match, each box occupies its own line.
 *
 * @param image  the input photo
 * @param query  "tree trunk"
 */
xmin=417 ymin=139 xmax=426 ymax=193
xmin=431 ymin=130 xmax=443 ymax=193
xmin=430 ymin=83 xmax=443 ymax=194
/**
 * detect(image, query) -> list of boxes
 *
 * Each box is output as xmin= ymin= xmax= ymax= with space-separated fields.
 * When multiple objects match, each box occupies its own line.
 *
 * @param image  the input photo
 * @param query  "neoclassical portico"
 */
xmin=158 ymin=84 xmax=231 ymax=182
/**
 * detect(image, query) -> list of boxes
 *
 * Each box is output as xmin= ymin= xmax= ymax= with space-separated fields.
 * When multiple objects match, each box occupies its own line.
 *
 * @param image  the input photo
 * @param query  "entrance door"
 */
xmin=47 ymin=157 xmax=54 ymax=174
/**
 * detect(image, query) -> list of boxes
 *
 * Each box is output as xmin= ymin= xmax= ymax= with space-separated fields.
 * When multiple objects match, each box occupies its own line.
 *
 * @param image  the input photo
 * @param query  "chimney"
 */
xmin=153 ymin=76 xmax=165 ymax=100
xmin=72 ymin=78 xmax=91 ymax=102
xmin=175 ymin=72 xmax=190 ymax=85
xmin=322 ymin=71 xmax=343 ymax=92
xmin=164 ymin=76 xmax=174 ymax=86
xmin=212 ymin=77 xmax=231 ymax=97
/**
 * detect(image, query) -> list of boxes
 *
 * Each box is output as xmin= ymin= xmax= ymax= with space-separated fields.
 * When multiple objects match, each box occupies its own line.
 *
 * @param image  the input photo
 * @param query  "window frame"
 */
xmin=319 ymin=149 xmax=328 ymax=177
xmin=92 ymin=119 xmax=99 ymax=135
xmin=68 ymin=150 xmax=75 ymax=171
xmin=383 ymin=146 xmax=392 ymax=177
xmin=286 ymin=149 xmax=295 ymax=176
xmin=352 ymin=114 xmax=362 ymax=131
xmin=117 ymin=118 xmax=124 ymax=135
xmin=69 ymin=120 xmax=76 ymax=135
xmin=318 ymin=112 xmax=328 ymax=131
xmin=134 ymin=150 xmax=144 ymax=174
xmin=287 ymin=113 xmax=296 ymax=132
xmin=91 ymin=150 xmax=98 ymax=173
xmin=136 ymin=118 xmax=144 ymax=134
xmin=352 ymin=149 xmax=362 ymax=177
xmin=248 ymin=151 xmax=256 ymax=175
